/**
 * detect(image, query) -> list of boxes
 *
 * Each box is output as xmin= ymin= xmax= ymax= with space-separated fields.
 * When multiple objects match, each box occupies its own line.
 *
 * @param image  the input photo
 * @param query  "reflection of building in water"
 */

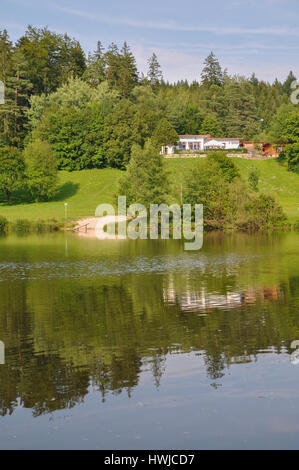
xmin=163 ymin=280 xmax=242 ymax=313
xmin=163 ymin=278 xmax=284 ymax=313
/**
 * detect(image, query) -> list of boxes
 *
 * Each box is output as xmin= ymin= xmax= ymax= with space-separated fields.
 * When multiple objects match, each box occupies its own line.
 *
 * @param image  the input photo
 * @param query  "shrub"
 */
xmin=0 ymin=216 xmax=8 ymax=232
xmin=13 ymin=219 xmax=32 ymax=232
xmin=24 ymin=139 xmax=58 ymax=201
xmin=248 ymin=167 xmax=259 ymax=192
xmin=207 ymin=152 xmax=240 ymax=182
xmin=0 ymin=147 xmax=25 ymax=204
xmin=184 ymin=157 xmax=287 ymax=231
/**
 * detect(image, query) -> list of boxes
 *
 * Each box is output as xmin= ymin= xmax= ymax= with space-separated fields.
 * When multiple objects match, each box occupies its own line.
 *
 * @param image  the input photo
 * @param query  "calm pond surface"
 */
xmin=0 ymin=231 xmax=299 ymax=449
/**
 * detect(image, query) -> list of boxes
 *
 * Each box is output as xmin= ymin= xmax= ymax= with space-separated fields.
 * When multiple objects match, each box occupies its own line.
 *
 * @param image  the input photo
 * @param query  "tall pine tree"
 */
xmin=147 ymin=53 xmax=163 ymax=88
xmin=201 ymin=51 xmax=224 ymax=87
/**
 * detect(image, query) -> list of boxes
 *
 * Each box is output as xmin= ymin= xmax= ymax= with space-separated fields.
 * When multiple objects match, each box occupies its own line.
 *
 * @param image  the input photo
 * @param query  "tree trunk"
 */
xmin=5 ymin=189 xmax=11 ymax=205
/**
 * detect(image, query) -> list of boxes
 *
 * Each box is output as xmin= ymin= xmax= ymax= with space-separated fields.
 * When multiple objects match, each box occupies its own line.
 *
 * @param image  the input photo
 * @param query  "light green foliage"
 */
xmin=248 ymin=167 xmax=260 ymax=191
xmin=199 ymin=114 xmax=223 ymax=136
xmin=0 ymin=168 xmax=121 ymax=221
xmin=269 ymin=104 xmax=294 ymax=143
xmin=281 ymin=110 xmax=299 ymax=143
xmin=118 ymin=139 xmax=169 ymax=208
xmin=283 ymin=143 xmax=299 ymax=174
xmin=27 ymin=78 xmax=119 ymax=130
xmin=24 ymin=139 xmax=58 ymax=201
xmin=183 ymin=155 xmax=286 ymax=230
xmin=0 ymin=215 xmax=8 ymax=231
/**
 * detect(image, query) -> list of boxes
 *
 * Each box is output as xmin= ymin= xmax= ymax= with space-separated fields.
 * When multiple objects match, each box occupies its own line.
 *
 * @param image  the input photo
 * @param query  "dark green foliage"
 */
xmin=16 ymin=26 xmax=86 ymax=95
xmin=223 ymin=80 xmax=259 ymax=139
xmin=201 ymin=51 xmax=224 ymax=87
xmin=179 ymin=105 xmax=203 ymax=135
xmin=35 ymin=102 xmax=111 ymax=170
xmin=0 ymin=30 xmax=33 ymax=146
xmin=0 ymin=146 xmax=25 ymax=204
xmin=105 ymin=42 xmax=139 ymax=98
xmin=83 ymin=41 xmax=106 ymax=86
xmin=103 ymin=99 xmax=148 ymax=169
xmin=0 ymin=26 xmax=296 ymax=213
xmin=147 ymin=53 xmax=163 ymax=88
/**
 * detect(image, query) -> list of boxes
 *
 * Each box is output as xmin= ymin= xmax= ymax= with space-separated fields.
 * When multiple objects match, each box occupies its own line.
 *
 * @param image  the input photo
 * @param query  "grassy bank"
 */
xmin=166 ymin=158 xmax=299 ymax=224
xmin=0 ymin=158 xmax=298 ymax=224
xmin=0 ymin=169 xmax=121 ymax=222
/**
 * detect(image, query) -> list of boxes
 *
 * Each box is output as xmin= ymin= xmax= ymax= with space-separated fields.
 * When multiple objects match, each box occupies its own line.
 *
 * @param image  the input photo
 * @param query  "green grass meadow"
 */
xmin=0 ymin=169 xmax=121 ymax=222
xmin=0 ymin=157 xmax=299 ymax=223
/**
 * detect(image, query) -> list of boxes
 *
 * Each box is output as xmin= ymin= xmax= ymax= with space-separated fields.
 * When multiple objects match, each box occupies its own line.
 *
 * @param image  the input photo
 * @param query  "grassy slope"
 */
xmin=0 ymin=169 xmax=122 ymax=222
xmin=166 ymin=157 xmax=299 ymax=223
xmin=0 ymin=157 xmax=298 ymax=223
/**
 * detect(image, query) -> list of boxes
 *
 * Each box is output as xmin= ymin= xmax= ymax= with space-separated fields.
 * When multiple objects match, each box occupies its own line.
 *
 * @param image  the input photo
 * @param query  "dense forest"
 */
xmin=0 ymin=26 xmax=298 ymax=226
xmin=1 ymin=26 xmax=298 ymax=162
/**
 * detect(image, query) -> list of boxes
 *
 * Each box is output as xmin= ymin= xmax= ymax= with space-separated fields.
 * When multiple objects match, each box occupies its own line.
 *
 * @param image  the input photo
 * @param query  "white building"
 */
xmin=162 ymin=134 xmax=242 ymax=155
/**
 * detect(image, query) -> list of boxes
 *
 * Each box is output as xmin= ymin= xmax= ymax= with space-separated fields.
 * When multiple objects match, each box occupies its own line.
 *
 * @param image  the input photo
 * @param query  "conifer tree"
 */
xmin=119 ymin=42 xmax=139 ymax=97
xmin=147 ymin=53 xmax=163 ymax=88
xmin=201 ymin=51 xmax=224 ymax=87
xmin=282 ymin=71 xmax=297 ymax=96
xmin=83 ymin=41 xmax=106 ymax=86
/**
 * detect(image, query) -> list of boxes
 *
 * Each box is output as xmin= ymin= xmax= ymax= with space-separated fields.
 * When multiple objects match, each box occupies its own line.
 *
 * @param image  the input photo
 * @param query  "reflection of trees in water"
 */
xmin=0 ymin=264 xmax=299 ymax=416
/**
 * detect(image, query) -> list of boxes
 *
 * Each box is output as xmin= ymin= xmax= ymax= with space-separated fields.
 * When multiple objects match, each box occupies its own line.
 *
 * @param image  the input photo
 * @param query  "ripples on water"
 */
xmin=0 ymin=233 xmax=299 ymax=449
xmin=0 ymin=253 xmax=263 ymax=281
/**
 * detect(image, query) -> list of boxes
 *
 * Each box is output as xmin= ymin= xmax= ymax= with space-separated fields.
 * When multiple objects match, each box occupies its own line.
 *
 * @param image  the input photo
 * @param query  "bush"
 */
xmin=184 ymin=157 xmax=287 ymax=231
xmin=0 ymin=147 xmax=25 ymax=204
xmin=248 ymin=167 xmax=260 ymax=192
xmin=207 ymin=152 xmax=240 ymax=182
xmin=294 ymin=220 xmax=299 ymax=231
xmin=0 ymin=216 xmax=8 ymax=232
xmin=283 ymin=143 xmax=299 ymax=174
xmin=24 ymin=139 xmax=58 ymax=201
xmin=13 ymin=219 xmax=32 ymax=232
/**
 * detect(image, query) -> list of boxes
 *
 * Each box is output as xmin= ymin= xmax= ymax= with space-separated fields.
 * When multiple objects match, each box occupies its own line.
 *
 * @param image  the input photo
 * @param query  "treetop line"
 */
xmin=0 ymin=25 xmax=298 ymax=210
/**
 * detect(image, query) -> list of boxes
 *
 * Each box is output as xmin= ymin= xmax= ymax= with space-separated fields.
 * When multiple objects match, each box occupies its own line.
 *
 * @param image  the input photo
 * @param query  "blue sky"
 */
xmin=1 ymin=0 xmax=299 ymax=83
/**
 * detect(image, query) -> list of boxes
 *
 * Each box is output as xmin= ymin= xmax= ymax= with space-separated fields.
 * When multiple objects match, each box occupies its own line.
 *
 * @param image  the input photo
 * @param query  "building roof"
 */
xmin=179 ymin=135 xmax=241 ymax=140
xmin=208 ymin=137 xmax=242 ymax=140
xmin=179 ymin=134 xmax=210 ymax=138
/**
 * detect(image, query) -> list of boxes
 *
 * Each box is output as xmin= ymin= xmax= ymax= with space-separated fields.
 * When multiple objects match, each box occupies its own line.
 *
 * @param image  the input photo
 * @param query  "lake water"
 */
xmin=0 ymin=231 xmax=299 ymax=450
